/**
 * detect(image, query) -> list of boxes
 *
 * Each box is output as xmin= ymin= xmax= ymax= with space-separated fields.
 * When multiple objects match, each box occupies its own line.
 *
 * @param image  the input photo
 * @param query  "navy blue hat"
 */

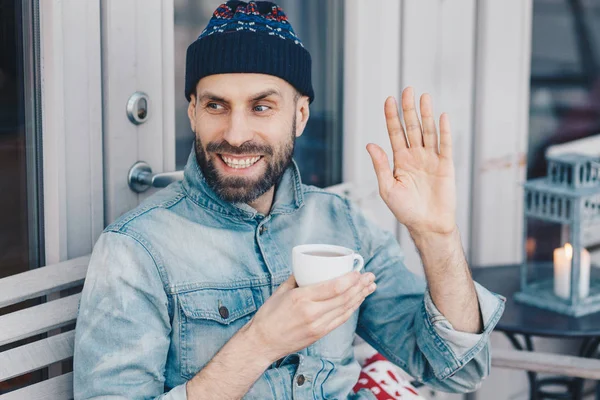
xmin=185 ymin=1 xmax=314 ymax=103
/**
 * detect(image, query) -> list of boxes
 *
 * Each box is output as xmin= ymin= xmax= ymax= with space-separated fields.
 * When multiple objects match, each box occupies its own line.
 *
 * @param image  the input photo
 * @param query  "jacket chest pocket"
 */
xmin=178 ymin=287 xmax=257 ymax=380
xmin=308 ymin=311 xmax=358 ymax=361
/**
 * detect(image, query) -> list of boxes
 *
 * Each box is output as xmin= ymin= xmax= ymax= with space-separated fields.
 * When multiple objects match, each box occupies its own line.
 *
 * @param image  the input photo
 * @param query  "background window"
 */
xmin=0 ymin=1 xmax=43 ymax=280
xmin=173 ymin=0 xmax=344 ymax=187
xmin=0 ymin=0 xmax=45 ymax=393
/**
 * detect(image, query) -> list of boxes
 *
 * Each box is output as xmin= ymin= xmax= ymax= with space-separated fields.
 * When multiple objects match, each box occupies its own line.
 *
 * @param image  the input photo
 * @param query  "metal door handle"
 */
xmin=128 ymin=161 xmax=184 ymax=193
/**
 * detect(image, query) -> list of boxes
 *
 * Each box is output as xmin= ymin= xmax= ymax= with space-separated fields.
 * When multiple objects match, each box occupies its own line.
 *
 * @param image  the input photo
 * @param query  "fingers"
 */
xmin=420 ymin=93 xmax=438 ymax=150
xmin=300 ymin=271 xmax=363 ymax=301
xmin=276 ymin=275 xmax=298 ymax=293
xmin=384 ymin=96 xmax=408 ymax=152
xmin=439 ymin=113 xmax=453 ymax=159
xmin=291 ymin=277 xmax=376 ymax=346
xmin=322 ymin=280 xmax=376 ymax=333
xmin=316 ymin=272 xmax=376 ymax=315
xmin=401 ymin=87 xmax=423 ymax=148
xmin=366 ymin=143 xmax=394 ymax=198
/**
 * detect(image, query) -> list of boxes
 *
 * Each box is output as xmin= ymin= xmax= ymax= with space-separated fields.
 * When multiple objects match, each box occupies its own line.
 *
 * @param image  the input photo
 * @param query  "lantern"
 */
xmin=515 ymin=153 xmax=600 ymax=316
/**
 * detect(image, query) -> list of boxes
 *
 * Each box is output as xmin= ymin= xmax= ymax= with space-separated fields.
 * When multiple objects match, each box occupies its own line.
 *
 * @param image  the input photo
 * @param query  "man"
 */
xmin=73 ymin=1 xmax=505 ymax=399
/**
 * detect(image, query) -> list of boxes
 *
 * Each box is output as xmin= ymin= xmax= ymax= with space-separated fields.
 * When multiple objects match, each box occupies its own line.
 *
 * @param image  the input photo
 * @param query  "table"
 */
xmin=472 ymin=265 xmax=600 ymax=400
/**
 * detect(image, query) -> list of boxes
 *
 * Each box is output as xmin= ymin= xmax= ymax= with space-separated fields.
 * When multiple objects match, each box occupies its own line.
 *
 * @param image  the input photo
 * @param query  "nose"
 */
xmin=222 ymin=108 xmax=254 ymax=148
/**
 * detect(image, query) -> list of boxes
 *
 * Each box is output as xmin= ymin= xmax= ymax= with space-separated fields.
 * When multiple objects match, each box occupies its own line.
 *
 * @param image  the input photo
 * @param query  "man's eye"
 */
xmin=254 ymin=105 xmax=270 ymax=112
xmin=207 ymin=103 xmax=223 ymax=110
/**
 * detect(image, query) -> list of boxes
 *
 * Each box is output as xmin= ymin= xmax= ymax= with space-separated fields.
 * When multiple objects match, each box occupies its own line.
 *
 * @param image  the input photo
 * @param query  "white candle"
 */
xmin=553 ymin=243 xmax=591 ymax=300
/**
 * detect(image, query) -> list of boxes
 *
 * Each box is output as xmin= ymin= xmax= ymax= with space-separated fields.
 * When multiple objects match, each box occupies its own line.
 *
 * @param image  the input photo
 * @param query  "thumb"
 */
xmin=366 ymin=144 xmax=394 ymax=198
xmin=275 ymin=275 xmax=298 ymax=293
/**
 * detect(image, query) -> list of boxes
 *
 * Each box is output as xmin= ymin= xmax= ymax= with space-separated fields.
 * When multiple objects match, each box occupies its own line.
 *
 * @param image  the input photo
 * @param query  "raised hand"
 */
xmin=366 ymin=87 xmax=457 ymax=236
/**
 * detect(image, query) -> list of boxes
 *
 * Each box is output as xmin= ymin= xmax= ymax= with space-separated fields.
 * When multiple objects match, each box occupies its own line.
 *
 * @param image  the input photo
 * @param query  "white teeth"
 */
xmin=221 ymin=155 xmax=261 ymax=169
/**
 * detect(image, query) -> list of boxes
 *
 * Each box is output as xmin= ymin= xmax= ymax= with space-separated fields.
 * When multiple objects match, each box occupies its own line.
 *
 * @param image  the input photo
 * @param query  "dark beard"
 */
xmin=195 ymin=115 xmax=296 ymax=204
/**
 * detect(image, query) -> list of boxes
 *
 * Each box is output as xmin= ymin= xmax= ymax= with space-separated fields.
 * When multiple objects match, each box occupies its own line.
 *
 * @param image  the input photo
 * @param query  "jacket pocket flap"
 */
xmin=178 ymin=287 xmax=257 ymax=325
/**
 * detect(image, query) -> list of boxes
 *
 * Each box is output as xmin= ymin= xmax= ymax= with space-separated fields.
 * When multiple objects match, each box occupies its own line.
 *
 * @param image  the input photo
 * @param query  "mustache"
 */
xmin=205 ymin=140 xmax=274 ymax=156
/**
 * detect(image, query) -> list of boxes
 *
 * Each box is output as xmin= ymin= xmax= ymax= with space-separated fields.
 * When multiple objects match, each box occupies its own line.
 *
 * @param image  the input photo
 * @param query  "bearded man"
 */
xmin=73 ymin=2 xmax=504 ymax=399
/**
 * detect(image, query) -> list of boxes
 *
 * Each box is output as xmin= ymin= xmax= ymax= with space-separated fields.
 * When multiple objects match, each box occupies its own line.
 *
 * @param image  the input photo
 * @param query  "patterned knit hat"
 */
xmin=185 ymin=1 xmax=314 ymax=103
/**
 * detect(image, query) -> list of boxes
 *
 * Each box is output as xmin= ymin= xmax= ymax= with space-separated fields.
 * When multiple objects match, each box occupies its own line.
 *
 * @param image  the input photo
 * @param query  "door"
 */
xmin=39 ymin=0 xmax=177 ymax=257
xmin=101 ymin=0 xmax=176 ymax=224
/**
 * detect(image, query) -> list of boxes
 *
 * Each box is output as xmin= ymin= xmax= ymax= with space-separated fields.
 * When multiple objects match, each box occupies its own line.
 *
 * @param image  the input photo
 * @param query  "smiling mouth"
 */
xmin=219 ymin=154 xmax=263 ymax=169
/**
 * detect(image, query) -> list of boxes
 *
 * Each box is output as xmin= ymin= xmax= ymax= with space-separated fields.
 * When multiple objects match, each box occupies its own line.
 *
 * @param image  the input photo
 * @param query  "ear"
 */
xmin=187 ymin=94 xmax=197 ymax=133
xmin=295 ymin=96 xmax=310 ymax=138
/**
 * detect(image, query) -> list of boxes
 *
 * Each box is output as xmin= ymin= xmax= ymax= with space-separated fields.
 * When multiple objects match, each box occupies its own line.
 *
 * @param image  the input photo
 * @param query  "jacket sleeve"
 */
xmin=73 ymin=230 xmax=187 ymax=399
xmin=350 ymin=201 xmax=505 ymax=393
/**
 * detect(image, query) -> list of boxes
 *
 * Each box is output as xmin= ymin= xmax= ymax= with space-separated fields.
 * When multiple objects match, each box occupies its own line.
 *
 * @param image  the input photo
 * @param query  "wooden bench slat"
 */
xmin=0 ymin=255 xmax=89 ymax=309
xmin=492 ymin=349 xmax=600 ymax=380
xmin=0 ymin=293 xmax=81 ymax=347
xmin=0 ymin=372 xmax=73 ymax=400
xmin=0 ymin=331 xmax=75 ymax=382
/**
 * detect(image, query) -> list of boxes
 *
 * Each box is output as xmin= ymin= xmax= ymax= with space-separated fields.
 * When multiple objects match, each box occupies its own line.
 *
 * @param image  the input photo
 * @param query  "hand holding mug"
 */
xmin=247 ymin=245 xmax=374 ymax=363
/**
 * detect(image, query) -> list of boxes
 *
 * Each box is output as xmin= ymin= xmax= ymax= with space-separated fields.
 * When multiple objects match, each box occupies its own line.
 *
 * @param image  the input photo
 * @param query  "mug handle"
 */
xmin=352 ymin=253 xmax=364 ymax=272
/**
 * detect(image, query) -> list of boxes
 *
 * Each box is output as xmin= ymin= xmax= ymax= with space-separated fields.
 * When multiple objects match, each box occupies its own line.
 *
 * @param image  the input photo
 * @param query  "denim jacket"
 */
xmin=73 ymin=149 xmax=505 ymax=399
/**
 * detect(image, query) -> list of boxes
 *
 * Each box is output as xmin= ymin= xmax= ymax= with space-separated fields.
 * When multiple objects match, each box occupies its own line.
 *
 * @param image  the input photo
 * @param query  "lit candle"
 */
xmin=553 ymin=243 xmax=591 ymax=300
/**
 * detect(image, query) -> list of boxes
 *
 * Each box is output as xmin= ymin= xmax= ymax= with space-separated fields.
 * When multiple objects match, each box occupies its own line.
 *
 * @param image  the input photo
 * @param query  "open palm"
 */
xmin=367 ymin=87 xmax=457 ymax=236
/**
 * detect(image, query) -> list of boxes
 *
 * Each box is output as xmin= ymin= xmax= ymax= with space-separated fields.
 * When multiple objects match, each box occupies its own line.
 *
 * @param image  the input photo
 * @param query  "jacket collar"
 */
xmin=181 ymin=147 xmax=304 ymax=219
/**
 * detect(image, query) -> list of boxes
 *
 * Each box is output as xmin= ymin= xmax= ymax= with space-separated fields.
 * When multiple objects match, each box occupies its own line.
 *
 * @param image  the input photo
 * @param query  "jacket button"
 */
xmin=219 ymin=306 xmax=229 ymax=319
xmin=259 ymin=225 xmax=267 ymax=235
xmin=296 ymin=374 xmax=305 ymax=386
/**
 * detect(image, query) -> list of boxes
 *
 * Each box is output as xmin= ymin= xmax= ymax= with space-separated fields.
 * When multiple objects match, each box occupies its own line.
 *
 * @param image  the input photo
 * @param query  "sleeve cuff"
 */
xmin=156 ymin=383 xmax=188 ymax=399
xmin=416 ymin=281 xmax=505 ymax=380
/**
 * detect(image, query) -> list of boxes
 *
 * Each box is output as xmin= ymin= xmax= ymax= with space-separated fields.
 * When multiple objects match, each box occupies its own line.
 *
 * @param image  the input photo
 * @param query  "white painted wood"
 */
xmin=399 ymin=0 xmax=477 ymax=273
xmin=345 ymin=0 xmax=476 ymax=275
xmin=102 ymin=0 xmax=176 ymax=224
xmin=0 ymin=331 xmax=75 ymax=382
xmin=40 ymin=0 xmax=68 ymax=265
xmin=492 ymin=349 xmax=600 ymax=380
xmin=62 ymin=0 xmax=104 ymax=259
xmin=161 ymin=0 xmax=176 ymax=174
xmin=471 ymin=0 xmax=533 ymax=266
xmin=0 ymin=256 xmax=89 ymax=308
xmin=0 ymin=372 xmax=73 ymax=400
xmin=39 ymin=0 xmax=102 ymax=383
xmin=40 ymin=0 xmax=104 ymax=264
xmin=343 ymin=0 xmax=400 ymax=241
xmin=0 ymin=293 xmax=81 ymax=347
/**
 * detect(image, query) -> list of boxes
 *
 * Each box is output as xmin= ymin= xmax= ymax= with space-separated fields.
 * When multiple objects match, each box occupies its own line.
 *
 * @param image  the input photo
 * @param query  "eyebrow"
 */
xmin=250 ymin=89 xmax=282 ymax=101
xmin=196 ymin=92 xmax=227 ymax=104
xmin=196 ymin=89 xmax=283 ymax=104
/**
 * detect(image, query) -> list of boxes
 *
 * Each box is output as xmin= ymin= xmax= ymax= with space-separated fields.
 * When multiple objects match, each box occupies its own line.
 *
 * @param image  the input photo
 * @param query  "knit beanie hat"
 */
xmin=185 ymin=1 xmax=314 ymax=103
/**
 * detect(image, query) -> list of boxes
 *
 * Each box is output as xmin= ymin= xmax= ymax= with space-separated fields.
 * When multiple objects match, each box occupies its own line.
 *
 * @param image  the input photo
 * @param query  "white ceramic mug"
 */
xmin=292 ymin=244 xmax=365 ymax=287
